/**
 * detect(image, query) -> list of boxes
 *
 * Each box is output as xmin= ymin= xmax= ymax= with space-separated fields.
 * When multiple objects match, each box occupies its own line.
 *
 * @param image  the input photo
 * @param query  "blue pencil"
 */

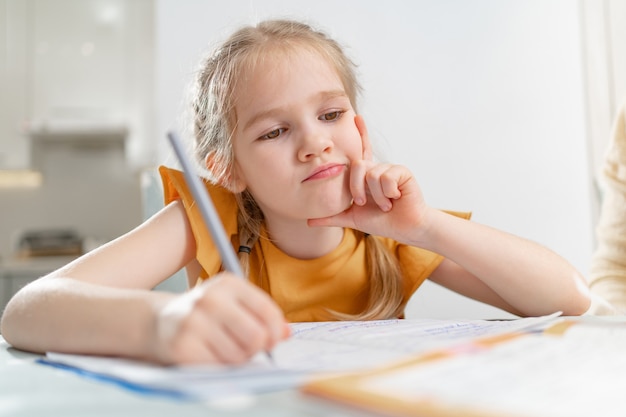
xmin=167 ymin=131 xmax=273 ymax=362
xmin=167 ymin=131 xmax=244 ymax=278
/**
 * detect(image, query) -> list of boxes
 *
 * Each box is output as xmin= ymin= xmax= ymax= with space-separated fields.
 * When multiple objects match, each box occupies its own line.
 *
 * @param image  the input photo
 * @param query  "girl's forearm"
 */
xmin=0 ymin=277 xmax=173 ymax=361
xmin=412 ymin=208 xmax=591 ymax=316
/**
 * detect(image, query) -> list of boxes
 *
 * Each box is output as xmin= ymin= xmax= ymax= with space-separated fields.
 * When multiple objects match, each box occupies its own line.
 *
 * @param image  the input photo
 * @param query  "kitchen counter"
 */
xmin=1 ymin=255 xmax=77 ymax=275
xmin=0 ymin=255 xmax=78 ymax=312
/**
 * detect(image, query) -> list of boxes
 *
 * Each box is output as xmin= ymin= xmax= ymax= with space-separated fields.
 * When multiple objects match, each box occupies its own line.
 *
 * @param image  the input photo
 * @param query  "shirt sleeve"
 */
xmin=589 ymin=99 xmax=626 ymax=314
xmin=158 ymin=165 xmax=240 ymax=279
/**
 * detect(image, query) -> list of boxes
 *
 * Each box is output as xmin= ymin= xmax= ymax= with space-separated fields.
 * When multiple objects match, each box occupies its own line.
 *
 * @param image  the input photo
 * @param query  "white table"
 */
xmin=0 ymin=336 xmax=376 ymax=417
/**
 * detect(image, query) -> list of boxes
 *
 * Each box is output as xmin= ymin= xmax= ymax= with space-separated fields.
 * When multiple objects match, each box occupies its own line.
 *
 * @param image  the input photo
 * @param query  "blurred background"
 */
xmin=1 ymin=0 xmax=625 ymax=319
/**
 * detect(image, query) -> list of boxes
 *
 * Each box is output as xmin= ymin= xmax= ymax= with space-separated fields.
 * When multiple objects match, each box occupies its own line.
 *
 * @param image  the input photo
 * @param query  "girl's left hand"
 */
xmin=308 ymin=116 xmax=431 ymax=245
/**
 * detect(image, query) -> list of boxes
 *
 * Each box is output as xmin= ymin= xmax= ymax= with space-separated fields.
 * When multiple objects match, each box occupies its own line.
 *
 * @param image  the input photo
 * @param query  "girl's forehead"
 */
xmin=244 ymin=46 xmax=338 ymax=80
xmin=231 ymin=48 xmax=346 ymax=127
xmin=237 ymin=48 xmax=342 ymax=94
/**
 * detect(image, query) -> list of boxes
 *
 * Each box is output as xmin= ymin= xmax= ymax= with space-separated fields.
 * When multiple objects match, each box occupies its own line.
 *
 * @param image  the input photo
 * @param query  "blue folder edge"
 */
xmin=36 ymin=358 xmax=192 ymax=401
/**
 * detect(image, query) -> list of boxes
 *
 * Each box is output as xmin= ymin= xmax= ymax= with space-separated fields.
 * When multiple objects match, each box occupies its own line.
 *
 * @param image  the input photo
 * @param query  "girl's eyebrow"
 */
xmin=242 ymin=89 xmax=348 ymax=131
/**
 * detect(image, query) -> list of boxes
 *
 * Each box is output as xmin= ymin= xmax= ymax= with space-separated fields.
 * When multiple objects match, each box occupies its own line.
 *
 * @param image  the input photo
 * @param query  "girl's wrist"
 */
xmin=142 ymin=292 xmax=177 ymax=364
xmin=404 ymin=205 xmax=439 ymax=248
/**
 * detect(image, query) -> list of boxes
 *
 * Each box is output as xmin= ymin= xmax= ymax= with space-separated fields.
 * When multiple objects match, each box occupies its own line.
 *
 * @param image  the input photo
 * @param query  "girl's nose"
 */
xmin=297 ymin=130 xmax=333 ymax=161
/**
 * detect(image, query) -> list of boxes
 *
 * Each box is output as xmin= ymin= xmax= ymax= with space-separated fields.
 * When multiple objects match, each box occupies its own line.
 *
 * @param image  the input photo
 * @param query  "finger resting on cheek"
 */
xmin=350 ymin=161 xmax=368 ymax=205
xmin=364 ymin=172 xmax=390 ymax=209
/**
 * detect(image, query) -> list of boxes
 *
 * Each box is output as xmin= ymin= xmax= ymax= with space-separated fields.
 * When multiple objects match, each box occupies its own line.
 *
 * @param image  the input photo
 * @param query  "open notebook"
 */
xmin=39 ymin=314 xmax=560 ymax=401
xmin=302 ymin=317 xmax=626 ymax=417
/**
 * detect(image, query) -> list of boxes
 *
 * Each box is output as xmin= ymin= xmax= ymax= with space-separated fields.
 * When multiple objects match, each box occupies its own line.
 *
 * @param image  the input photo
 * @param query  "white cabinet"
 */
xmin=1 ymin=275 xmax=33 ymax=313
xmin=0 ymin=0 xmax=30 ymax=169
xmin=0 ymin=256 xmax=77 ymax=313
xmin=0 ymin=0 xmax=155 ymax=171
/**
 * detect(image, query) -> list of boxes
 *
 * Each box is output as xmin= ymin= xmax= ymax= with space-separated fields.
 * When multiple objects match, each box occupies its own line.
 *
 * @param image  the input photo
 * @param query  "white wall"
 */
xmin=581 ymin=0 xmax=626 ymax=224
xmin=155 ymin=0 xmax=594 ymax=319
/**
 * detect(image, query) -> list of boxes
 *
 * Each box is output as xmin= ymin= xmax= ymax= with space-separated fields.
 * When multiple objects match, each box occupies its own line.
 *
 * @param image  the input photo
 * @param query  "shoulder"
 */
xmin=157 ymin=165 xmax=239 ymax=249
xmin=158 ymin=166 xmax=234 ymax=206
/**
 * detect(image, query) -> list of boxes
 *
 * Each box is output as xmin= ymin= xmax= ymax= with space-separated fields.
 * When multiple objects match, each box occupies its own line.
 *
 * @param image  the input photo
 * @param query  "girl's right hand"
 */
xmin=152 ymin=273 xmax=289 ymax=365
xmin=308 ymin=115 xmax=430 ymax=246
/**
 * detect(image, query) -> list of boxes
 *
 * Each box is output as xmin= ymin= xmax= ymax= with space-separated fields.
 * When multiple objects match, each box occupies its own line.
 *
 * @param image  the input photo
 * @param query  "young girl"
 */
xmin=1 ymin=19 xmax=590 ymax=365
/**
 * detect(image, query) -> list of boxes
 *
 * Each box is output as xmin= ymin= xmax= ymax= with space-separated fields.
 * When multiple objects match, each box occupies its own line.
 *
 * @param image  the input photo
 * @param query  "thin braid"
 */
xmin=235 ymin=190 xmax=263 ymax=277
xmin=330 ymin=232 xmax=405 ymax=320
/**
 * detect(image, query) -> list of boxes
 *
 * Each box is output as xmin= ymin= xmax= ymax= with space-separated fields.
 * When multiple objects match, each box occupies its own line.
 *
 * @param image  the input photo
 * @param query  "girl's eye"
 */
xmin=260 ymin=128 xmax=285 ymax=140
xmin=320 ymin=110 xmax=344 ymax=121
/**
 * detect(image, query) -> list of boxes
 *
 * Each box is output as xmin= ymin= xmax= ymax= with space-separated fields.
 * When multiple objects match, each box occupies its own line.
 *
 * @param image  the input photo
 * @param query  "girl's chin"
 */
xmin=309 ymin=197 xmax=353 ymax=220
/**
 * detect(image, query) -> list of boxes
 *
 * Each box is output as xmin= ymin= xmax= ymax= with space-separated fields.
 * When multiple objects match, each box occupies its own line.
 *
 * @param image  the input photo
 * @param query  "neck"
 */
xmin=263 ymin=216 xmax=344 ymax=259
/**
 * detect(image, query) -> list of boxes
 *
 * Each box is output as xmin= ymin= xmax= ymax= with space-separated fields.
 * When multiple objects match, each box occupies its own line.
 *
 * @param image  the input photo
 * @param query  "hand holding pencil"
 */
xmin=151 ymin=132 xmax=288 ymax=365
xmin=154 ymin=274 xmax=288 ymax=365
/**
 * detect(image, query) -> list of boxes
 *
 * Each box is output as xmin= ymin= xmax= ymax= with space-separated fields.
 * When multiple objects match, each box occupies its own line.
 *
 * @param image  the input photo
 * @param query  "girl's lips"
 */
xmin=303 ymin=163 xmax=346 ymax=182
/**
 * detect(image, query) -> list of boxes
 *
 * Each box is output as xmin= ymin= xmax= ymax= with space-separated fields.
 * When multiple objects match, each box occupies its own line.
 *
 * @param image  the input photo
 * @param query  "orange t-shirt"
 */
xmin=159 ymin=166 xmax=470 ymax=322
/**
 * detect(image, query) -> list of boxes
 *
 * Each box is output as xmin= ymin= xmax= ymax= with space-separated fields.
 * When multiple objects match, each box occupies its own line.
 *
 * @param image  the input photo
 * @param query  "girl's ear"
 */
xmin=204 ymin=152 xmax=247 ymax=192
xmin=229 ymin=161 xmax=247 ymax=193
xmin=354 ymin=115 xmax=373 ymax=161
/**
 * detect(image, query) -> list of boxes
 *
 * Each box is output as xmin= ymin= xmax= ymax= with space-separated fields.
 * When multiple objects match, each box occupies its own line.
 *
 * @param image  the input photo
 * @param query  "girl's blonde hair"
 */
xmin=192 ymin=19 xmax=404 ymax=320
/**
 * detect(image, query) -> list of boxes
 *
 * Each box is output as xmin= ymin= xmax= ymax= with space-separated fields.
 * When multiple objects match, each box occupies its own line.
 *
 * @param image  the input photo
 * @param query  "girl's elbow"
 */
xmin=561 ymin=275 xmax=592 ymax=316
xmin=1 ymin=297 xmax=23 ymax=348
xmin=565 ymin=293 xmax=592 ymax=316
